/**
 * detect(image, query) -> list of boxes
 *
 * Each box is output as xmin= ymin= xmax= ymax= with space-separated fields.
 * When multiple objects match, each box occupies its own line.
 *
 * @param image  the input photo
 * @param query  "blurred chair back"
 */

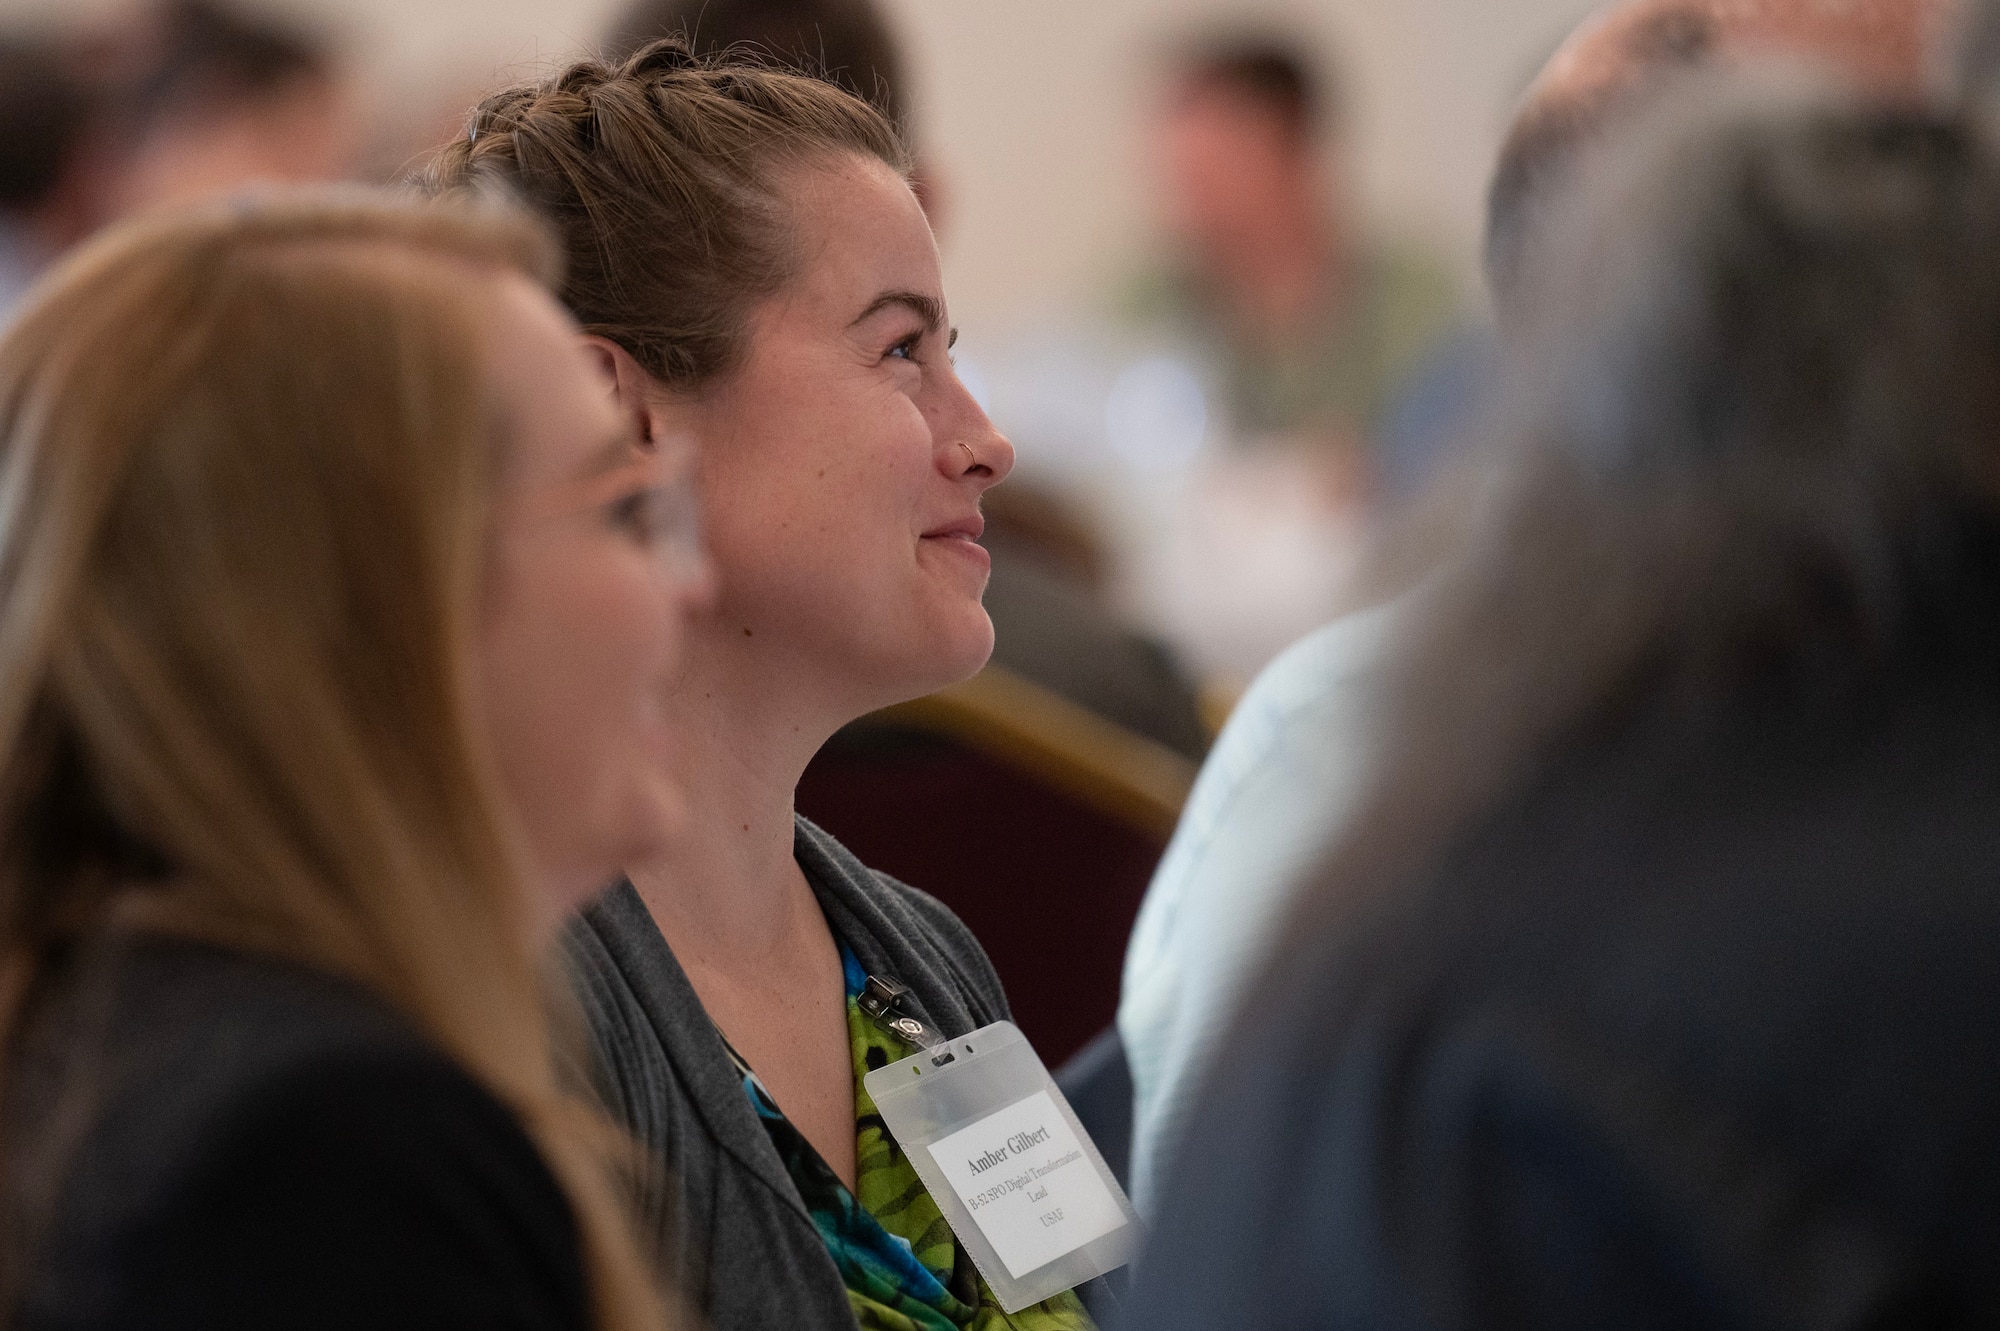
xmin=797 ymin=664 xmax=1196 ymax=1064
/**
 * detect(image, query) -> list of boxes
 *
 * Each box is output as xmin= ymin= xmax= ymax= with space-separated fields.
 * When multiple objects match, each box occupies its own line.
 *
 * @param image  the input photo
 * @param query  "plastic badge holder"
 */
xmin=864 ymin=1020 xmax=1143 ymax=1313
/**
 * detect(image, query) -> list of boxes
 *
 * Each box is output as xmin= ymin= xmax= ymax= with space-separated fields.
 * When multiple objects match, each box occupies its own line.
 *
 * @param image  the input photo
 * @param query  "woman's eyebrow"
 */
xmin=849 ymin=290 xmax=945 ymax=332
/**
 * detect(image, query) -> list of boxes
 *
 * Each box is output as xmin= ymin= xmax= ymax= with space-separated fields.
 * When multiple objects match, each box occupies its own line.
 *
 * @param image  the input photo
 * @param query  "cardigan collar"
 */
xmin=575 ymin=814 xmax=999 ymax=1227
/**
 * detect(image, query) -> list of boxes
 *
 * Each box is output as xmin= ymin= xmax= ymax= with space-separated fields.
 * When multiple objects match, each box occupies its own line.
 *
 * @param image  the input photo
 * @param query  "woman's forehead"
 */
xmin=777 ymin=156 xmax=941 ymax=315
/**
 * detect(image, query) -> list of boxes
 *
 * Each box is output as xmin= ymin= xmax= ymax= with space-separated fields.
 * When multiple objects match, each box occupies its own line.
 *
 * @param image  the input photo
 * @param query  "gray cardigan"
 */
xmin=563 ymin=816 xmax=1012 ymax=1331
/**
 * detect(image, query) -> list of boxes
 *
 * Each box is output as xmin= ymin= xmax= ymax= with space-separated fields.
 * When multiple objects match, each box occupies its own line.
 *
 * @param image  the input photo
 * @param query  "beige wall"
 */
xmin=0 ymin=0 xmax=1606 ymax=327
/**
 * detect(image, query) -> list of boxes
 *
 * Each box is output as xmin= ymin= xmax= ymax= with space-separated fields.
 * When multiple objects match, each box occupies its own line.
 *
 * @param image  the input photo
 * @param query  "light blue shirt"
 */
xmin=1117 ymin=599 xmax=1399 ymax=1213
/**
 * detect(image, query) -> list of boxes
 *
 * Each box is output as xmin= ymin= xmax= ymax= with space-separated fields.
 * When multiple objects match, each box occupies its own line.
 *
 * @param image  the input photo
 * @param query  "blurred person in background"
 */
xmin=1131 ymin=31 xmax=1458 ymax=483
xmin=0 ymin=192 xmax=704 ymax=1328
xmin=1105 ymin=29 xmax=1462 ymax=689
xmin=1114 ymin=0 xmax=1952 ymax=1224
xmin=606 ymin=0 xmax=908 ymax=153
xmin=1487 ymin=0 xmax=1947 ymax=296
xmin=1125 ymin=66 xmax=2000 ymax=1329
xmin=106 ymin=0 xmax=355 ymax=219
xmin=429 ymin=44 xmax=1100 ymax=1331
xmin=611 ymin=0 xmax=1209 ymax=762
xmin=0 ymin=35 xmax=102 ymax=323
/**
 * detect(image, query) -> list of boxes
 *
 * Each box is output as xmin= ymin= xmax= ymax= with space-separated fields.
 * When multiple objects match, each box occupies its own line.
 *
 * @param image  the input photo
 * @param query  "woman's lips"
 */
xmin=923 ymin=514 xmax=985 ymax=542
xmin=920 ymin=517 xmax=991 ymax=571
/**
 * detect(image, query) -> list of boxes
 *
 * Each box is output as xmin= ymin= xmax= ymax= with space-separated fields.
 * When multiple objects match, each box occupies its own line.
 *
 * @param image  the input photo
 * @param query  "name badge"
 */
xmin=865 ymin=1020 xmax=1142 ymax=1312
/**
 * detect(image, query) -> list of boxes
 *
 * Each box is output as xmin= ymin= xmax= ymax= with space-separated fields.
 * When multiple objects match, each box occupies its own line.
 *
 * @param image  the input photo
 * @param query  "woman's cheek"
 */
xmin=611 ymin=555 xmax=682 ymax=670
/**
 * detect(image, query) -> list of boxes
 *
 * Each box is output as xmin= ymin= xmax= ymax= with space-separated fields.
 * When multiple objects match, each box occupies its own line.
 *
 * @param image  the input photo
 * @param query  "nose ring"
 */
xmin=958 ymin=441 xmax=978 ymax=469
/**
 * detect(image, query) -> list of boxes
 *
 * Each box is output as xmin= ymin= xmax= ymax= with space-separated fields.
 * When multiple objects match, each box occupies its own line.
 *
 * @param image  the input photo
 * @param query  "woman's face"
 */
xmin=686 ymin=153 xmax=1014 ymax=713
xmin=477 ymin=274 xmax=711 ymax=919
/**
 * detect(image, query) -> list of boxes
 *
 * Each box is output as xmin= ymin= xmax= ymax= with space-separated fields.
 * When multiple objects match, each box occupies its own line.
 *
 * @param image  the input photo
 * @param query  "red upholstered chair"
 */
xmin=796 ymin=665 xmax=1197 ymax=1066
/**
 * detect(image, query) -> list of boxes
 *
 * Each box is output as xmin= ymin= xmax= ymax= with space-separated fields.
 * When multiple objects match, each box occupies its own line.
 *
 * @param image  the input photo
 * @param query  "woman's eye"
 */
xmin=887 ymin=333 xmax=922 ymax=363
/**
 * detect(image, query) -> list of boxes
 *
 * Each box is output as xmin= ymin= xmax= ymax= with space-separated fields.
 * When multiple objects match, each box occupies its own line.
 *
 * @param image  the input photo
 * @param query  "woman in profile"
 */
xmin=0 ymin=193 xmax=707 ymax=1327
xmin=427 ymin=43 xmax=1099 ymax=1331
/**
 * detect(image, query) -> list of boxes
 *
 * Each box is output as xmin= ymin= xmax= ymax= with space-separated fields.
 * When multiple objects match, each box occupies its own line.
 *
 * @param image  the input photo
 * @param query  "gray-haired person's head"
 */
xmin=1487 ymin=0 xmax=1954 ymax=321
xmin=1485 ymin=5 xmax=1720 ymax=311
xmin=1305 ymin=73 xmax=2000 ymax=920
xmin=1512 ymin=72 xmax=2000 ymax=521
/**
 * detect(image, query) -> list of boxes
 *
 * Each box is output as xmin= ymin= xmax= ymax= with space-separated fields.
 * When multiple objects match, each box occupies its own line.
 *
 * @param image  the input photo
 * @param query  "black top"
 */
xmin=1124 ymin=531 xmax=2000 ymax=1328
xmin=563 ymin=815 xmax=1013 ymax=1331
xmin=7 ymin=936 xmax=591 ymax=1331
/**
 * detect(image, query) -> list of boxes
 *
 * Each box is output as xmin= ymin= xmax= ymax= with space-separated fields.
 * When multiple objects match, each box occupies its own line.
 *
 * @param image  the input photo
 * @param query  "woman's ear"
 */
xmin=581 ymin=334 xmax=681 ymax=450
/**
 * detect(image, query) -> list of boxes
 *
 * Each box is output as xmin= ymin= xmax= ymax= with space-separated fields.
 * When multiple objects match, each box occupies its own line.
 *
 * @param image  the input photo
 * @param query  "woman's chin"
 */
xmin=924 ymin=610 xmax=996 ymax=688
xmin=866 ymin=613 xmax=994 ymax=710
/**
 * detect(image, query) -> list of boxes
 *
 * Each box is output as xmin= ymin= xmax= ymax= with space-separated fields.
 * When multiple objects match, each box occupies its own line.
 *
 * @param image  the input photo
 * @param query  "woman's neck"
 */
xmin=627 ymin=627 xmax=866 ymax=1187
xmin=625 ymin=626 xmax=847 ymax=957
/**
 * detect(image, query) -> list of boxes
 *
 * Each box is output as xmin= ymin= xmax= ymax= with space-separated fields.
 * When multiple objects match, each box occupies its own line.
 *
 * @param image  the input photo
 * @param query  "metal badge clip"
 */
xmin=859 ymin=973 xmax=949 ymax=1058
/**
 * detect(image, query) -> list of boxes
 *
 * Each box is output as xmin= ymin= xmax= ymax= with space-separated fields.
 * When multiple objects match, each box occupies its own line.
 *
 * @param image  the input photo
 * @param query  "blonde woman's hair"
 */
xmin=0 ymin=190 xmax=665 ymax=1330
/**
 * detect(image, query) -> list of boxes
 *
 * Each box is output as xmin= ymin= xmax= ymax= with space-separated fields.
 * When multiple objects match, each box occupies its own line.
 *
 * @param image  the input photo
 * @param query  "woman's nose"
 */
xmin=948 ymin=414 xmax=1014 ymax=485
xmin=940 ymin=380 xmax=1015 ymax=485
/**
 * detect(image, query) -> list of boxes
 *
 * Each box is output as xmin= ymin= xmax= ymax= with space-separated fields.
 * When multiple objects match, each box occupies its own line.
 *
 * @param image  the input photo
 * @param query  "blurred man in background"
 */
xmin=1103 ymin=31 xmax=1463 ymax=687
xmin=108 ymin=0 xmax=354 ymax=219
xmin=1131 ymin=34 xmax=1459 ymax=490
xmin=0 ymin=35 xmax=101 ymax=321
xmin=1 ymin=0 xmax=356 ymax=308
